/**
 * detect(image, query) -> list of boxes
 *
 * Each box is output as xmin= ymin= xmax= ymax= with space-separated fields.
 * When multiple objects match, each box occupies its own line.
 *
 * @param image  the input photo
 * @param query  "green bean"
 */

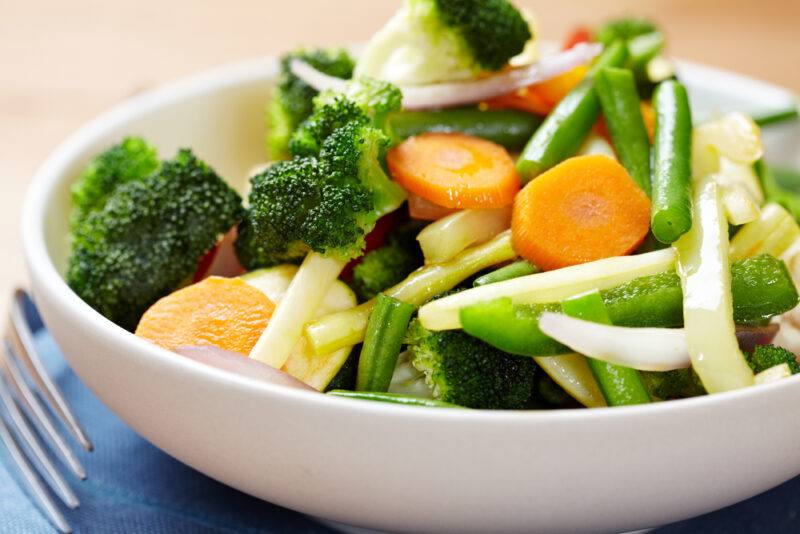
xmin=327 ymin=390 xmax=463 ymax=408
xmin=356 ymin=293 xmax=415 ymax=392
xmin=473 ymin=260 xmax=539 ymax=287
xmin=651 ymin=79 xmax=693 ymax=244
xmin=595 ymin=67 xmax=652 ymax=196
xmin=628 ymin=31 xmax=664 ymax=72
xmin=387 ymin=108 xmax=542 ymax=150
xmin=516 ymin=40 xmax=629 ymax=182
xmin=753 ymin=107 xmax=799 ymax=127
xmin=560 ymin=291 xmax=651 ymax=406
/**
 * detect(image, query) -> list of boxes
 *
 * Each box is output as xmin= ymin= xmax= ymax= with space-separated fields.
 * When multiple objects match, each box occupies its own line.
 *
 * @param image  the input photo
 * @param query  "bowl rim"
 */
xmin=21 ymin=53 xmax=800 ymax=423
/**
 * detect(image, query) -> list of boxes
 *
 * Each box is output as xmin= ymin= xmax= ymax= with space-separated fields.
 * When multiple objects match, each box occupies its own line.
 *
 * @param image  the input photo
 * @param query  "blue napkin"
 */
xmin=1 ymin=307 xmax=799 ymax=533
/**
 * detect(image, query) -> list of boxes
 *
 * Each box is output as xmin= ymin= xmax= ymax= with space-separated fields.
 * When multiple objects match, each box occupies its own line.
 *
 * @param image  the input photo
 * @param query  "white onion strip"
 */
xmin=290 ymin=42 xmax=603 ymax=111
xmin=538 ymin=312 xmax=691 ymax=372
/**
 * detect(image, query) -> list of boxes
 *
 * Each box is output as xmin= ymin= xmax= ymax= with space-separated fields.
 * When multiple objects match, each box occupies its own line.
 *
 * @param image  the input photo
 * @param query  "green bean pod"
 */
xmin=327 ymin=390 xmax=463 ymax=408
xmin=651 ymin=79 xmax=693 ymax=243
xmin=560 ymin=291 xmax=651 ymax=406
xmin=753 ymin=107 xmax=799 ymax=127
xmin=594 ymin=67 xmax=652 ymax=196
xmin=473 ymin=260 xmax=539 ymax=287
xmin=516 ymin=40 xmax=629 ymax=182
xmin=387 ymin=108 xmax=543 ymax=150
xmin=356 ymin=293 xmax=415 ymax=392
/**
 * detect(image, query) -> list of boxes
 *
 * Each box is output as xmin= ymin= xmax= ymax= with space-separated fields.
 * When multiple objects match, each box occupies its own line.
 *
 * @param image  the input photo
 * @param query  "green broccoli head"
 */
xmin=234 ymin=214 xmax=307 ymax=271
xmin=746 ymin=344 xmax=800 ymax=374
xmin=595 ymin=18 xmax=658 ymax=46
xmin=640 ymin=368 xmax=706 ymax=400
xmin=355 ymin=0 xmax=532 ymax=86
xmin=245 ymin=119 xmax=407 ymax=265
xmin=405 ymin=319 xmax=536 ymax=409
xmin=70 ymin=137 xmax=159 ymax=229
xmin=289 ymin=77 xmax=403 ymax=158
xmin=67 ymin=149 xmax=243 ymax=331
xmin=351 ymin=222 xmax=425 ymax=301
xmin=266 ymin=48 xmax=355 ymax=160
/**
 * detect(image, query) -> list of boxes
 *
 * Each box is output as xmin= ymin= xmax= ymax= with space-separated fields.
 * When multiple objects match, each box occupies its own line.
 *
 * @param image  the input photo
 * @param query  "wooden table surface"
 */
xmin=2 ymin=0 xmax=798 ymax=318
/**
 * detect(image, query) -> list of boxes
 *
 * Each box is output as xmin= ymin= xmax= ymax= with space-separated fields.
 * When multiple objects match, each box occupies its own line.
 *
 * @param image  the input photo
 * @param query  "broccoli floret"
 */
xmin=244 ymin=117 xmax=406 ymax=265
xmin=70 ymin=137 xmax=159 ymax=229
xmin=405 ymin=319 xmax=536 ymax=409
xmin=746 ymin=344 xmax=800 ymax=374
xmin=355 ymin=0 xmax=532 ymax=86
xmin=595 ymin=17 xmax=657 ymax=46
xmin=536 ymin=372 xmax=574 ymax=407
xmin=67 ymin=149 xmax=243 ymax=331
xmin=289 ymin=77 xmax=402 ymax=158
xmin=352 ymin=222 xmax=424 ymax=301
xmin=266 ymin=48 xmax=355 ymax=160
xmin=234 ymin=215 xmax=306 ymax=271
xmin=640 ymin=368 xmax=706 ymax=400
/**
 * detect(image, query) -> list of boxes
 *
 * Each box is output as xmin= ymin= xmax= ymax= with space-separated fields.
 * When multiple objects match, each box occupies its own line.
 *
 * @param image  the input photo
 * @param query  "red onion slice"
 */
xmin=175 ymin=346 xmax=317 ymax=391
xmin=290 ymin=42 xmax=603 ymax=111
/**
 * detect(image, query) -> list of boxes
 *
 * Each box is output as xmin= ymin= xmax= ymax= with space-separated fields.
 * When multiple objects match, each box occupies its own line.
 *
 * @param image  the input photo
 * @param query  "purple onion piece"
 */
xmin=735 ymin=324 xmax=780 ymax=354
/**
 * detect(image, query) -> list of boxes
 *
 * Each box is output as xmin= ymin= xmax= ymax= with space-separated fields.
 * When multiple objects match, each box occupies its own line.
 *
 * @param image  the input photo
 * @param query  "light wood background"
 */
xmin=2 ymin=0 xmax=798 ymax=318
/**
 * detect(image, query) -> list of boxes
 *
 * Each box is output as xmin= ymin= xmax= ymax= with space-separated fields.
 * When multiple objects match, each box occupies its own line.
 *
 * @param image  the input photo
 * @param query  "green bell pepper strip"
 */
xmin=473 ymin=260 xmax=539 ymax=287
xmin=327 ymin=390 xmax=463 ymax=408
xmin=459 ymin=254 xmax=798 ymax=357
xmin=560 ymin=291 xmax=651 ymax=406
xmin=386 ymin=108 xmax=543 ymax=150
xmin=516 ymin=40 xmax=629 ymax=182
xmin=594 ymin=66 xmax=652 ymax=196
xmin=651 ymin=79 xmax=693 ymax=243
xmin=356 ymin=294 xmax=415 ymax=392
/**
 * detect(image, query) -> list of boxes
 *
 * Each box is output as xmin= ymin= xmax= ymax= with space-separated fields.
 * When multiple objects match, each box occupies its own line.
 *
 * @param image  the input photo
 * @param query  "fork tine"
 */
xmin=0 ymin=413 xmax=73 ymax=533
xmin=1 ymin=346 xmax=86 ymax=480
xmin=10 ymin=289 xmax=93 ymax=452
xmin=0 ymin=371 xmax=79 ymax=508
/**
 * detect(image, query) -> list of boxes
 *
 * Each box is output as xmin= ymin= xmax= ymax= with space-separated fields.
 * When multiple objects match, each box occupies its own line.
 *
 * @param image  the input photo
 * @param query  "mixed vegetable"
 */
xmin=66 ymin=1 xmax=800 ymax=410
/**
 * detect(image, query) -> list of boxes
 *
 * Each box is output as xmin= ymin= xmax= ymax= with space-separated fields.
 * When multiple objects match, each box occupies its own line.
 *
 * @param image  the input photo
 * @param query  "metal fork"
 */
xmin=0 ymin=289 xmax=93 ymax=533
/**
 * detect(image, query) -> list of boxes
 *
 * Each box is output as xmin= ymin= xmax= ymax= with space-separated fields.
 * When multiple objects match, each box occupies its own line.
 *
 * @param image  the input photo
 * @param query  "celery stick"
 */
xmin=416 ymin=207 xmax=511 ymax=264
xmin=674 ymin=175 xmax=754 ymax=392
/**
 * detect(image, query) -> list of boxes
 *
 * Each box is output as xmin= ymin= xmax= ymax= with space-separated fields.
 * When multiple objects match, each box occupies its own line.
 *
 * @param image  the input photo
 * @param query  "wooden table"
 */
xmin=2 ymin=0 xmax=798 ymax=318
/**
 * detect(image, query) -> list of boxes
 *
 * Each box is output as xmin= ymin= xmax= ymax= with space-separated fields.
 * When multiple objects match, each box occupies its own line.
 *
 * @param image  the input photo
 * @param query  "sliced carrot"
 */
xmin=387 ymin=132 xmax=521 ymax=209
xmin=640 ymin=100 xmax=656 ymax=143
xmin=485 ymin=65 xmax=588 ymax=116
xmin=136 ymin=276 xmax=275 ymax=355
xmin=408 ymin=194 xmax=459 ymax=220
xmin=512 ymin=155 xmax=651 ymax=270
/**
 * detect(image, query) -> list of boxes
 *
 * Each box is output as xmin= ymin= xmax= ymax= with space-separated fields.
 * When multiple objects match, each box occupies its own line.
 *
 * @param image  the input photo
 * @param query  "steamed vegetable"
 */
xmin=355 ymin=0 xmax=532 ymax=86
xmin=752 ymin=106 xmax=799 ymax=127
xmin=68 ymin=149 xmax=243 ymax=331
xmin=416 ymin=207 xmax=511 ymax=264
xmin=356 ymin=294 xmax=415 ymax=392
xmin=560 ymin=291 xmax=651 ymax=406
xmin=534 ymin=354 xmax=606 ymax=408
xmin=305 ymin=231 xmax=516 ymax=355
xmin=459 ymin=254 xmax=797 ymax=356
xmin=386 ymin=108 xmax=542 ymax=149
xmin=351 ymin=222 xmax=424 ymax=301
xmin=405 ymin=318 xmax=536 ymax=409
xmin=511 ymin=154 xmax=651 ymax=270
xmin=473 ymin=260 xmax=538 ymax=287
xmin=516 ymin=40 xmax=628 ymax=181
xmin=266 ymin=48 xmax=355 ymax=160
xmin=419 ymin=247 xmax=677 ymax=331
xmin=730 ymin=203 xmax=800 ymax=261
xmin=674 ymin=174 xmax=755 ymax=392
xmin=594 ymin=67 xmax=651 ymax=195
xmin=387 ymin=132 xmax=520 ymax=209
xmin=650 ymin=80 xmax=693 ymax=244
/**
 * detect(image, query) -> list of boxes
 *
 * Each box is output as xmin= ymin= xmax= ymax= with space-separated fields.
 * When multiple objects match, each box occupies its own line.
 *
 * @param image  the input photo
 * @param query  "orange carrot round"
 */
xmin=512 ymin=154 xmax=651 ymax=270
xmin=135 ymin=276 xmax=275 ymax=355
xmin=387 ymin=132 xmax=520 ymax=210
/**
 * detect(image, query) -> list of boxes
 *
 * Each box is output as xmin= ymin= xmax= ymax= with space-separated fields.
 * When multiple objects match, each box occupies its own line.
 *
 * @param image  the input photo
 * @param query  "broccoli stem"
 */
xmin=249 ymin=252 xmax=346 ymax=367
xmin=305 ymin=231 xmax=516 ymax=356
xmin=356 ymin=294 xmax=415 ymax=392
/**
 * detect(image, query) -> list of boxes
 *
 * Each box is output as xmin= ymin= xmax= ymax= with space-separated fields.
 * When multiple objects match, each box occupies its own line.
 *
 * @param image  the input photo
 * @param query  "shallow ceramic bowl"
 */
xmin=22 ymin=55 xmax=800 ymax=533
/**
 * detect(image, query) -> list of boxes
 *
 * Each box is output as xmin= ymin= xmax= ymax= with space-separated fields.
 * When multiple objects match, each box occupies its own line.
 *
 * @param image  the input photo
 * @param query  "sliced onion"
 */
xmin=538 ymin=312 xmax=690 ymax=371
xmin=290 ymin=42 xmax=603 ymax=111
xmin=538 ymin=313 xmax=781 ymax=372
xmin=175 ymin=345 xmax=317 ymax=391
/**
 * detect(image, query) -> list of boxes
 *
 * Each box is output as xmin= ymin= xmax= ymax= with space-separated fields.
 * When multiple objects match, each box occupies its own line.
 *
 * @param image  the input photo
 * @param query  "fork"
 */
xmin=0 ymin=289 xmax=93 ymax=533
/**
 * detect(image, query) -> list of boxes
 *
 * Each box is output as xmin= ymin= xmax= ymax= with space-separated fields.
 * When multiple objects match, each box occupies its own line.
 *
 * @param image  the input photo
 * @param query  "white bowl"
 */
xmin=22 ymin=56 xmax=800 ymax=533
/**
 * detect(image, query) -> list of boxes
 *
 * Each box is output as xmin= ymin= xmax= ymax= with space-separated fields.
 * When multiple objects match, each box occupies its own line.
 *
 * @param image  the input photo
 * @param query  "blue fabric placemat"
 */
xmin=1 ymin=304 xmax=799 ymax=533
